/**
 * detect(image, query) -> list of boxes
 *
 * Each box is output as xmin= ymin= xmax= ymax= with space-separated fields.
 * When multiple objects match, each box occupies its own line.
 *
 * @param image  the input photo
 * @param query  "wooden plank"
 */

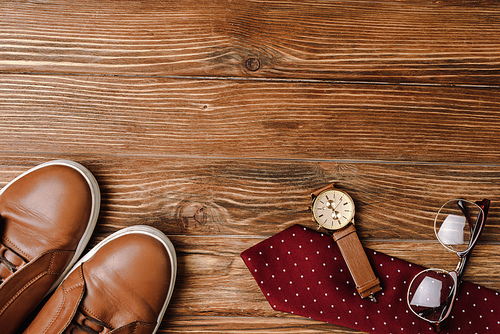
xmin=82 ymin=233 xmax=500 ymax=332
xmin=159 ymin=236 xmax=500 ymax=334
xmin=167 ymin=236 xmax=500 ymax=316
xmin=1 ymin=0 xmax=499 ymax=85
xmin=159 ymin=316 xmax=362 ymax=333
xmin=1 ymin=74 xmax=500 ymax=164
xmin=86 ymin=233 xmax=495 ymax=332
xmin=1 ymin=155 xmax=498 ymax=332
xmin=156 ymin=235 xmax=500 ymax=334
xmin=1 ymin=154 xmax=498 ymax=242
xmin=2 ymin=0 xmax=499 ymax=332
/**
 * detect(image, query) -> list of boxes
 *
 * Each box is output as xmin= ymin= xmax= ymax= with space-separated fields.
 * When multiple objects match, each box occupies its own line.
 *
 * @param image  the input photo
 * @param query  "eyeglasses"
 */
xmin=407 ymin=198 xmax=490 ymax=333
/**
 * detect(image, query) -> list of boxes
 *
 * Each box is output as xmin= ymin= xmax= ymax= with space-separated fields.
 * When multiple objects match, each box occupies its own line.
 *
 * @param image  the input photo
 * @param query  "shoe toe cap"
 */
xmin=0 ymin=164 xmax=94 ymax=260
xmin=82 ymin=232 xmax=174 ymax=327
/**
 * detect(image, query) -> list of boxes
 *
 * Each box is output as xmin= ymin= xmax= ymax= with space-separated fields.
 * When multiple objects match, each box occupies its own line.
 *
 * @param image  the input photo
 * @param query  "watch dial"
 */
xmin=313 ymin=189 xmax=355 ymax=230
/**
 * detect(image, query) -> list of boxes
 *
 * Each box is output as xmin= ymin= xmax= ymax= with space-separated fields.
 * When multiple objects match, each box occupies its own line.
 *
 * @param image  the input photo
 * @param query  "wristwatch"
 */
xmin=311 ymin=183 xmax=382 ymax=301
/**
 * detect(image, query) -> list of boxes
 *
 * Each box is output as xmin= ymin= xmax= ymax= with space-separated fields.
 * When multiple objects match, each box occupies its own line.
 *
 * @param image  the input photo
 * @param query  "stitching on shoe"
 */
xmin=135 ymin=321 xmax=157 ymax=334
xmin=81 ymin=305 xmax=113 ymax=331
xmin=65 ymin=279 xmax=85 ymax=292
xmin=116 ymin=321 xmax=155 ymax=334
xmin=48 ymin=252 xmax=56 ymax=273
xmin=42 ymin=280 xmax=68 ymax=334
xmin=47 ymin=251 xmax=72 ymax=274
xmin=136 ymin=321 xmax=154 ymax=329
xmin=0 ymin=271 xmax=46 ymax=315
xmin=0 ymin=250 xmax=72 ymax=315
xmin=44 ymin=267 xmax=85 ymax=333
xmin=63 ymin=267 xmax=85 ymax=293
xmin=1 ymin=236 xmax=30 ymax=261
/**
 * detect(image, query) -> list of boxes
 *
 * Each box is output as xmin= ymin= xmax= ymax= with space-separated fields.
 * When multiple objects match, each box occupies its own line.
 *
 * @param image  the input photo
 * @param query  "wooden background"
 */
xmin=1 ymin=0 xmax=499 ymax=332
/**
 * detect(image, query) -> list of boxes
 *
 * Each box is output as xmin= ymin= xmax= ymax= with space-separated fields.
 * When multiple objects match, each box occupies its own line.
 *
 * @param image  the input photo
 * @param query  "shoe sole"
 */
xmin=0 ymin=159 xmax=101 ymax=295
xmin=65 ymin=225 xmax=177 ymax=333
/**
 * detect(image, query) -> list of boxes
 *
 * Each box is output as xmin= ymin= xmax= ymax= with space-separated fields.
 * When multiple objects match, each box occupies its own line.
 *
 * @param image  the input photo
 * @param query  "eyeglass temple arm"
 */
xmin=477 ymin=198 xmax=490 ymax=220
xmin=470 ymin=198 xmax=490 ymax=244
xmin=457 ymin=200 xmax=474 ymax=232
xmin=457 ymin=198 xmax=490 ymax=231
xmin=455 ymin=199 xmax=490 ymax=277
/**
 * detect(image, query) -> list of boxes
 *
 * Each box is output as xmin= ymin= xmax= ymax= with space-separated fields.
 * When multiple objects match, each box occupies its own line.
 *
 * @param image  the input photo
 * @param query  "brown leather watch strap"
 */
xmin=311 ymin=183 xmax=334 ymax=198
xmin=333 ymin=224 xmax=382 ymax=299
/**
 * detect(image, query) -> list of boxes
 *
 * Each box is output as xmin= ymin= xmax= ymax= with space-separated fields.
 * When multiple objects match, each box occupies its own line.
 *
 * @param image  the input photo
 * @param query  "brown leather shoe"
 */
xmin=0 ymin=160 xmax=100 ymax=333
xmin=24 ymin=225 xmax=177 ymax=334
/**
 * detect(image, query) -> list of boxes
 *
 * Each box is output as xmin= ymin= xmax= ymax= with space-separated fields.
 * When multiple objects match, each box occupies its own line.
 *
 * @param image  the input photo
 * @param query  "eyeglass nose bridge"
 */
xmin=431 ymin=321 xmax=443 ymax=333
xmin=454 ymin=254 xmax=468 ymax=275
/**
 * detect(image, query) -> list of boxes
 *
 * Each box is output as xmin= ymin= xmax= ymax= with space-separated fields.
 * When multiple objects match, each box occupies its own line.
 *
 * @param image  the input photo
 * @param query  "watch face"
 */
xmin=312 ymin=189 xmax=355 ymax=230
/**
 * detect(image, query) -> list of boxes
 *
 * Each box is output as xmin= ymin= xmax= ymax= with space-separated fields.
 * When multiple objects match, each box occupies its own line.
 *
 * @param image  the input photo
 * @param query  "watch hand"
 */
xmin=333 ymin=196 xmax=344 ymax=211
xmin=332 ymin=210 xmax=341 ymax=221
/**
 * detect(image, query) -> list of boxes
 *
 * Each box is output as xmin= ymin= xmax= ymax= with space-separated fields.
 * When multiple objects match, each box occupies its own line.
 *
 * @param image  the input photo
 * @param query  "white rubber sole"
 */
xmin=65 ymin=225 xmax=177 ymax=333
xmin=0 ymin=160 xmax=101 ymax=294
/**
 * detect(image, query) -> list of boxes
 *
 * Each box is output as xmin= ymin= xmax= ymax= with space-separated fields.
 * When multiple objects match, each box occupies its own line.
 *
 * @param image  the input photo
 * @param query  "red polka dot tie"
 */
xmin=241 ymin=225 xmax=500 ymax=334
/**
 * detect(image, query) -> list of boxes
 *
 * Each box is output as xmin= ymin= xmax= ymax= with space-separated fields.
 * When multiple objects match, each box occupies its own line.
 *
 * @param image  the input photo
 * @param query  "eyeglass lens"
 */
xmin=435 ymin=200 xmax=481 ymax=253
xmin=408 ymin=269 xmax=455 ymax=322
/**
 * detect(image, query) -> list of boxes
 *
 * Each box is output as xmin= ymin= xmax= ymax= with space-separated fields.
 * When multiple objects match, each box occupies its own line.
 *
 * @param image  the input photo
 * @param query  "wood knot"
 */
xmin=178 ymin=202 xmax=206 ymax=229
xmin=245 ymin=57 xmax=261 ymax=71
xmin=175 ymin=199 xmax=227 ymax=233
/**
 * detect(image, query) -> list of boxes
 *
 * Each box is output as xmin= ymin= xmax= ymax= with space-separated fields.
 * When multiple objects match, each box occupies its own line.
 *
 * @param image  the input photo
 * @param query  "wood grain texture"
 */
xmin=1 ymin=155 xmax=498 ymax=242
xmin=158 ymin=316 xmax=361 ymax=333
xmin=1 ymin=0 xmax=499 ymax=85
xmin=1 ymin=0 xmax=499 ymax=332
xmin=3 ymin=155 xmax=496 ymax=333
xmin=166 ymin=236 xmax=500 ymax=317
xmin=1 ymin=74 xmax=500 ymax=164
xmin=158 ymin=237 xmax=500 ymax=334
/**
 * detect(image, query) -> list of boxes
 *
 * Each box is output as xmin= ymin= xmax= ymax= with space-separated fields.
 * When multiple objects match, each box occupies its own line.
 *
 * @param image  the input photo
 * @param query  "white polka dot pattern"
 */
xmin=241 ymin=225 xmax=500 ymax=334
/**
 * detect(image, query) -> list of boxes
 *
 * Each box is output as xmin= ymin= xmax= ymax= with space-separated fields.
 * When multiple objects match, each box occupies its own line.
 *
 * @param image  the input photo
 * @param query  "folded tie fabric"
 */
xmin=241 ymin=225 xmax=500 ymax=334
